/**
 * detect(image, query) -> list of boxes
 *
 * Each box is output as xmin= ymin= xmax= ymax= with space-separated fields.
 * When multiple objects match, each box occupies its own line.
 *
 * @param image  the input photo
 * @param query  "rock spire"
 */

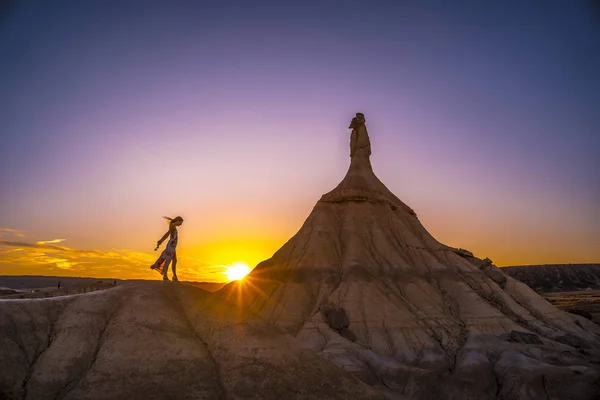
xmin=221 ymin=113 xmax=600 ymax=400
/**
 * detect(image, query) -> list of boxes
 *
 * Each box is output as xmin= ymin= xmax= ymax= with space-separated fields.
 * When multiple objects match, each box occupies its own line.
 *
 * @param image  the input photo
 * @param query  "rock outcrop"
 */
xmin=220 ymin=113 xmax=600 ymax=399
xmin=0 ymin=282 xmax=383 ymax=400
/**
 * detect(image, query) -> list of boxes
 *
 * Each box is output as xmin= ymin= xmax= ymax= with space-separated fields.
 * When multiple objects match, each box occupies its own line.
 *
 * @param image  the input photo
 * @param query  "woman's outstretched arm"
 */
xmin=155 ymin=227 xmax=174 ymax=250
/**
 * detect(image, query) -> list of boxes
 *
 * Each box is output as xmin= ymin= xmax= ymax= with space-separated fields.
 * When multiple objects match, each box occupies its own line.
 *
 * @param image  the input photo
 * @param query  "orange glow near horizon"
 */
xmin=0 ymin=208 xmax=599 ymax=283
xmin=1 ymin=199 xmax=599 ymax=284
xmin=0 ymin=229 xmax=281 ymax=283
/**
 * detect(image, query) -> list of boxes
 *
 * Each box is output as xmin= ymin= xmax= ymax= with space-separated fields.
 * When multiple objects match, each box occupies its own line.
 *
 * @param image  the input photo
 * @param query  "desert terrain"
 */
xmin=1 ymin=118 xmax=598 ymax=400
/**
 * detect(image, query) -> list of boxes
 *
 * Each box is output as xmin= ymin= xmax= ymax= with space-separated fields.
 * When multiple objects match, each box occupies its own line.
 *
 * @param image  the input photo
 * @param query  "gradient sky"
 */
xmin=1 ymin=1 xmax=599 ymax=282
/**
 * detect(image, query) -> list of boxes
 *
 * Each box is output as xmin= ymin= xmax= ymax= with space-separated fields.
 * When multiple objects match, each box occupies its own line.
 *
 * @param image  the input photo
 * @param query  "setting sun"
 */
xmin=225 ymin=262 xmax=252 ymax=281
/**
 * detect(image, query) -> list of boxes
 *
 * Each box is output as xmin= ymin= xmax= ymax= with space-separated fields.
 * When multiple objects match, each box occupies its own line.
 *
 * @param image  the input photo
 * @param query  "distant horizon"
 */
xmin=3 ymin=262 xmax=600 ymax=284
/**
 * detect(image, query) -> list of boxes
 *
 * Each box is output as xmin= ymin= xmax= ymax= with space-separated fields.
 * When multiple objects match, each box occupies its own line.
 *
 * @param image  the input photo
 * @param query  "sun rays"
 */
xmin=225 ymin=262 xmax=252 ymax=281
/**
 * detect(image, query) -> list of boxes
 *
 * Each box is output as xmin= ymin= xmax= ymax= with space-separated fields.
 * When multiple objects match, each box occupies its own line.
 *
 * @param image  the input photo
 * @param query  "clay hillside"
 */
xmin=0 ymin=282 xmax=383 ymax=400
xmin=220 ymin=113 xmax=600 ymax=400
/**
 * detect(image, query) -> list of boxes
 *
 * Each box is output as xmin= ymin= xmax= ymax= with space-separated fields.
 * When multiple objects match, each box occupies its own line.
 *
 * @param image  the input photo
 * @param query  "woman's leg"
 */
xmin=162 ymin=259 xmax=171 ymax=280
xmin=172 ymin=252 xmax=178 ymax=281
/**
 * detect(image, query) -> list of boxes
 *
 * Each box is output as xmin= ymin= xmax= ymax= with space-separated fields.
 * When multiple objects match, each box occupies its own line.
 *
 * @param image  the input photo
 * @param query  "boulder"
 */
xmin=324 ymin=307 xmax=350 ymax=330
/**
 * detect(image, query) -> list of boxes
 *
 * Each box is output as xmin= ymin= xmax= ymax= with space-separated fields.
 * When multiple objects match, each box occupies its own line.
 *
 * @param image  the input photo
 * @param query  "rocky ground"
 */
xmin=2 ymin=279 xmax=599 ymax=400
xmin=0 ymin=282 xmax=383 ymax=400
xmin=0 ymin=276 xmax=226 ymax=300
xmin=502 ymin=264 xmax=600 ymax=324
xmin=543 ymin=290 xmax=600 ymax=323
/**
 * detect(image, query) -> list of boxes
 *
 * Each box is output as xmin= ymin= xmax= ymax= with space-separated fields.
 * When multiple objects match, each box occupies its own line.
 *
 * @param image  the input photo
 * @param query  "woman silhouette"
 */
xmin=151 ymin=216 xmax=183 ymax=281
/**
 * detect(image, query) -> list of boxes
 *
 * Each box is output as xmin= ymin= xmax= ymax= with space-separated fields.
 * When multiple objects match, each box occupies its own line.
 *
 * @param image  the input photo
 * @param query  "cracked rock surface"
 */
xmin=0 ymin=283 xmax=384 ymax=400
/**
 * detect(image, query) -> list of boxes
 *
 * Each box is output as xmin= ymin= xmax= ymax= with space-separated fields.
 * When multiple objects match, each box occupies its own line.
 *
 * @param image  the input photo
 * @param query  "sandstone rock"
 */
xmin=555 ymin=333 xmax=592 ymax=349
xmin=220 ymin=114 xmax=600 ymax=400
xmin=339 ymin=327 xmax=357 ymax=342
xmin=470 ymin=256 xmax=493 ymax=269
xmin=324 ymin=307 xmax=350 ymax=330
xmin=453 ymin=248 xmax=474 ymax=258
xmin=0 ymin=283 xmax=384 ymax=400
xmin=483 ymin=265 xmax=507 ymax=288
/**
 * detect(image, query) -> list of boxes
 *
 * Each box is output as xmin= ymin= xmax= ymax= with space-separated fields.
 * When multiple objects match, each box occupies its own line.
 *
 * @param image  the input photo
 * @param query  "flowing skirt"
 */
xmin=150 ymin=249 xmax=175 ymax=276
xmin=151 ymin=232 xmax=177 ymax=276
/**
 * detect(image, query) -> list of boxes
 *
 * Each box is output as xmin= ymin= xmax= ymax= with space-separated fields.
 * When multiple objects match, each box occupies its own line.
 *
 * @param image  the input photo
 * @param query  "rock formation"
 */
xmin=0 ymin=282 xmax=383 ymax=400
xmin=221 ymin=113 xmax=600 ymax=399
xmin=2 ymin=114 xmax=599 ymax=400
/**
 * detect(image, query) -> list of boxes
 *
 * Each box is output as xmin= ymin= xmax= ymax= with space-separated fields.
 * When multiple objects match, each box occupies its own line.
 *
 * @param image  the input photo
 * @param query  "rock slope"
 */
xmin=0 ymin=282 xmax=383 ymax=400
xmin=220 ymin=114 xmax=600 ymax=400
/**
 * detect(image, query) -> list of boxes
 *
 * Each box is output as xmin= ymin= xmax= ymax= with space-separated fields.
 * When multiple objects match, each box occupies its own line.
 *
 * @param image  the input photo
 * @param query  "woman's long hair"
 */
xmin=163 ymin=216 xmax=183 ymax=228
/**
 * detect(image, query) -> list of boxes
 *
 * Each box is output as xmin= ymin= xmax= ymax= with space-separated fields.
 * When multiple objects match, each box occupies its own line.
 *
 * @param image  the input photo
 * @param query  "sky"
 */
xmin=1 ymin=0 xmax=599 ymax=282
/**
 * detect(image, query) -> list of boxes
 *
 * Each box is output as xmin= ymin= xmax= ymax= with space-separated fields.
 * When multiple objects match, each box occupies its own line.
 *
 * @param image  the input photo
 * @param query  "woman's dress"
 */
xmin=150 ymin=228 xmax=178 ymax=276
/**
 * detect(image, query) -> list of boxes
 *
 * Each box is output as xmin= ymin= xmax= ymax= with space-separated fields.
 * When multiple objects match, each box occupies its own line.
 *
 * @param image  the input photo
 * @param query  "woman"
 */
xmin=151 ymin=216 xmax=183 ymax=281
